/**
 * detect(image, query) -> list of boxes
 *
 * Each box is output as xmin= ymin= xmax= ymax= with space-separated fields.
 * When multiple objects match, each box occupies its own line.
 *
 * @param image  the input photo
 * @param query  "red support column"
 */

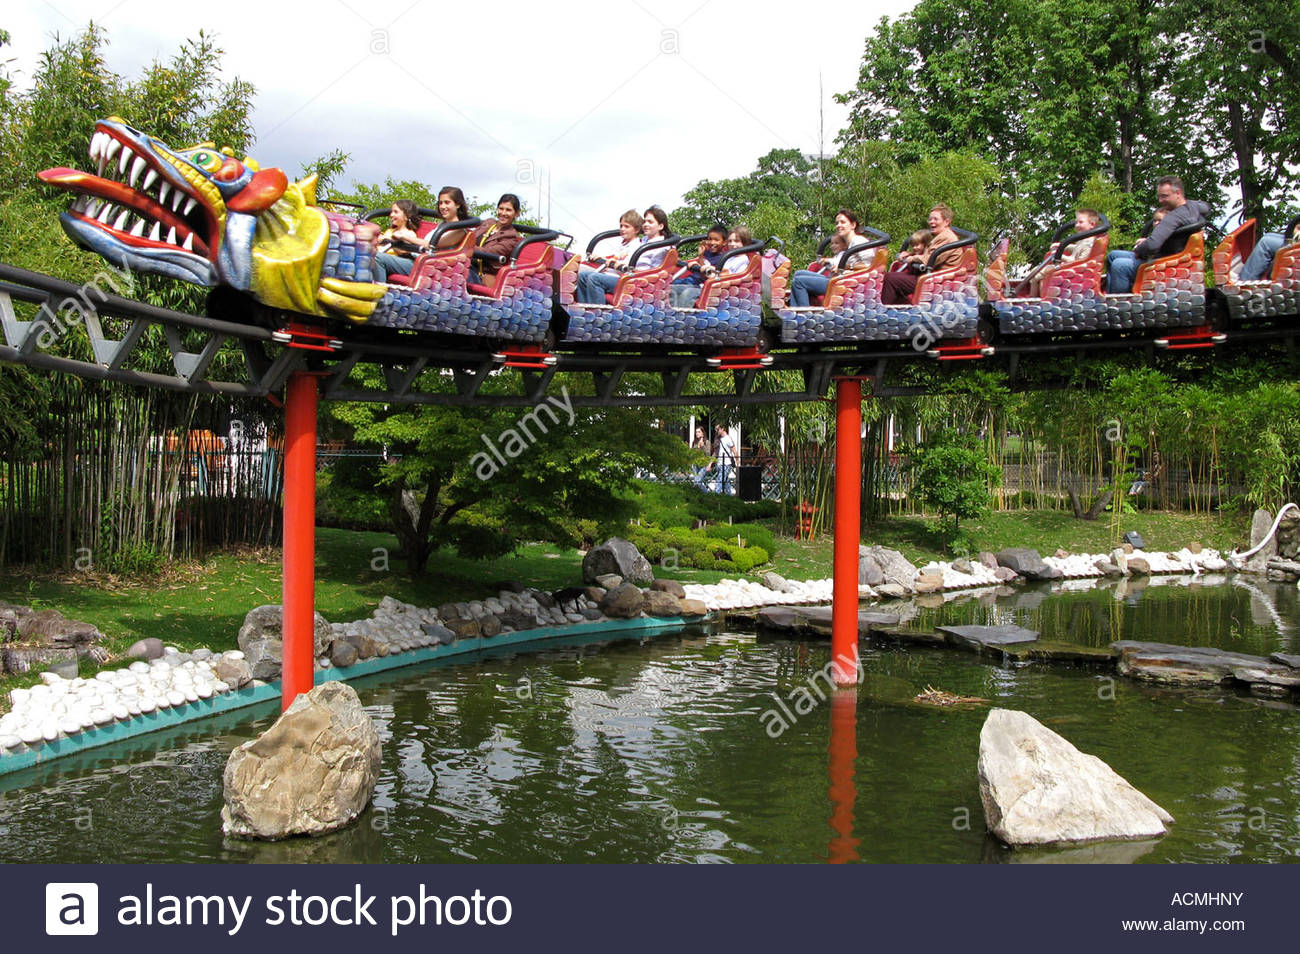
xmin=281 ymin=371 xmax=320 ymax=710
xmin=831 ymin=377 xmax=864 ymax=686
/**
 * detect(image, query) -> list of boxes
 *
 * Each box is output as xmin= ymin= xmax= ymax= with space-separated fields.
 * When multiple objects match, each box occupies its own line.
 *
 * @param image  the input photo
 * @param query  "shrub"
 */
xmin=622 ymin=479 xmax=781 ymax=531
xmin=702 ymin=521 xmax=777 ymax=557
xmin=623 ymin=523 xmax=771 ymax=573
xmin=316 ymin=471 xmax=389 ymax=531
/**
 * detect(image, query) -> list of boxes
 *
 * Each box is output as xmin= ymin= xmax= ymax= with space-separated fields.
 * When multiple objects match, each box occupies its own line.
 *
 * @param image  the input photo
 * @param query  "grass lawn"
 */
xmin=0 ymin=508 xmax=1251 ymax=710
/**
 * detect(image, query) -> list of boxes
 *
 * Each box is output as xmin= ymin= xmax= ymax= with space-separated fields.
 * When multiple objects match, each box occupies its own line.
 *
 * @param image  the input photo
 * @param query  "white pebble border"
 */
xmin=0 ymin=648 xmax=238 ymax=754
xmin=0 ymin=589 xmax=677 ymax=757
xmin=682 ymin=548 xmax=1232 ymax=613
xmin=682 ymin=578 xmax=834 ymax=612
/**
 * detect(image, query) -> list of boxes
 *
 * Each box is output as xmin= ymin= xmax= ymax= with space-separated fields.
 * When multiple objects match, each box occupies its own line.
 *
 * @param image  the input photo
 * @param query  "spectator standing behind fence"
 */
xmin=691 ymin=425 xmax=713 ymax=490
xmin=714 ymin=424 xmax=737 ymax=495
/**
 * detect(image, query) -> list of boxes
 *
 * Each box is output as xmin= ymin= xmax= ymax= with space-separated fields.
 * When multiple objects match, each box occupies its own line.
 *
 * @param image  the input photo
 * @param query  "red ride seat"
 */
xmin=392 ymin=229 xmax=476 ymax=292
xmin=466 ymin=239 xmax=552 ymax=298
xmin=1213 ymin=219 xmax=1257 ymax=286
xmin=911 ymin=246 xmax=978 ymax=304
xmin=384 ymin=220 xmax=439 ymax=287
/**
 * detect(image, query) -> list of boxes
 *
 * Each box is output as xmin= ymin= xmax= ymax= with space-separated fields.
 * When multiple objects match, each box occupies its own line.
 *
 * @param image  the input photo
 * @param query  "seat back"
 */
xmin=696 ymin=251 xmax=761 ymax=310
xmin=1212 ymin=218 xmax=1257 ymax=286
xmin=405 ymin=228 xmax=476 ymax=295
xmin=1133 ymin=232 xmax=1205 ymax=295
xmin=468 ymin=236 xmax=554 ymax=298
xmin=912 ymin=245 xmax=977 ymax=305
xmin=819 ymin=247 xmax=889 ymax=309
xmin=1040 ymin=234 xmax=1108 ymax=299
xmin=610 ymin=248 xmax=679 ymax=308
xmin=767 ymin=258 xmax=791 ymax=310
xmin=983 ymin=238 xmax=1010 ymax=301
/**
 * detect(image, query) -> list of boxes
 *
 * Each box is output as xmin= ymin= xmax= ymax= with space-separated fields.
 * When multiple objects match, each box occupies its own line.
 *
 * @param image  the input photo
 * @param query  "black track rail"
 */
xmin=1 ymin=263 xmax=1295 ymax=407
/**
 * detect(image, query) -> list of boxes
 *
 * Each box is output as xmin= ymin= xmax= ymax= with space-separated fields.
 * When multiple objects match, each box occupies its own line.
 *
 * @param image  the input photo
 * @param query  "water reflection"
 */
xmin=0 ymin=579 xmax=1297 ymax=864
xmin=825 ymin=689 xmax=859 ymax=863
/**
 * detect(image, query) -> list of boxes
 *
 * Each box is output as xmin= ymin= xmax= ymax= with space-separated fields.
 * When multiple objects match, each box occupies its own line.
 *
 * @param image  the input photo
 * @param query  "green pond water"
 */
xmin=2 ymin=576 xmax=1299 ymax=864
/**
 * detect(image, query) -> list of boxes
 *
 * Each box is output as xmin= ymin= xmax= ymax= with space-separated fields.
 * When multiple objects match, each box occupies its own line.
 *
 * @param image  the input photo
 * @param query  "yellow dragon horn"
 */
xmin=297 ymin=173 xmax=318 ymax=206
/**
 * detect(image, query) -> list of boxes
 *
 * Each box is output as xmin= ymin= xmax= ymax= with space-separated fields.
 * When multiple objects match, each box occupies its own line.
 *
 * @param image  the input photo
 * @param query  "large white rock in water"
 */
xmin=977 ymin=708 xmax=1173 ymax=846
xmin=222 ymin=682 xmax=382 ymax=840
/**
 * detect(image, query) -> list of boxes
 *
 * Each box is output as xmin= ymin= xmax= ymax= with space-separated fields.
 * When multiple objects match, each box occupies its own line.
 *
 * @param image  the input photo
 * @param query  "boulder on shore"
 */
xmin=858 ymin=546 xmax=917 ymax=591
xmin=598 ymin=582 xmax=645 ymax=619
xmin=237 ymin=605 xmax=331 ymax=682
xmin=650 ymin=578 xmax=687 ymax=598
xmin=977 ymin=708 xmax=1172 ymax=846
xmin=642 ymin=591 xmax=683 ymax=617
xmin=995 ymin=548 xmax=1064 ymax=581
xmin=582 ymin=538 xmax=654 ymax=585
xmin=222 ymin=681 xmax=382 ymax=840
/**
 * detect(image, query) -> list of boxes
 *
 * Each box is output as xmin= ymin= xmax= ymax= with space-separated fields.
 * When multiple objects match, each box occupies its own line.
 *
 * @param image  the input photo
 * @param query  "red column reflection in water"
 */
xmin=826 ymin=687 xmax=860 ymax=863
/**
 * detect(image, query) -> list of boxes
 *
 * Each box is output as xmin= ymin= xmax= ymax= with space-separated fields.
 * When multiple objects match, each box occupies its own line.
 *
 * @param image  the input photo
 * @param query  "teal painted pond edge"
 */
xmin=0 ymin=614 xmax=703 ymax=778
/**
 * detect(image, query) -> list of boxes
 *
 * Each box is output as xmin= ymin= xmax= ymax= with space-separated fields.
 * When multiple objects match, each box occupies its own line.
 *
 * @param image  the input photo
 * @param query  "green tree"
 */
xmin=906 ymin=428 xmax=1001 ymax=548
xmin=835 ymin=0 xmax=1221 ymax=235
xmin=1166 ymin=0 xmax=1300 ymax=226
xmin=327 ymin=371 xmax=692 ymax=574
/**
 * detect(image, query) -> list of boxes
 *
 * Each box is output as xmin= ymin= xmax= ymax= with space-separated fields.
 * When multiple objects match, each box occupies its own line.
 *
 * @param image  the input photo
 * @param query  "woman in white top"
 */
xmin=789 ymin=209 xmax=871 ymax=307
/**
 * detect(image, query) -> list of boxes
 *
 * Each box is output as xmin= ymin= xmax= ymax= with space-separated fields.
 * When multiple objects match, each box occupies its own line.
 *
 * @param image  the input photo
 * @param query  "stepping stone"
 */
xmin=939 ymin=624 xmax=1040 ymax=651
xmin=1113 ymin=640 xmax=1295 ymax=689
xmin=757 ymin=606 xmax=903 ymax=639
xmin=1270 ymin=653 xmax=1300 ymax=669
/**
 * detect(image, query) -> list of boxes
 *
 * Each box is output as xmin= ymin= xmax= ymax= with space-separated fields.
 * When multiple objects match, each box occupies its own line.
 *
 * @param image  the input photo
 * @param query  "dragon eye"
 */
xmin=189 ymin=150 xmax=222 ymax=172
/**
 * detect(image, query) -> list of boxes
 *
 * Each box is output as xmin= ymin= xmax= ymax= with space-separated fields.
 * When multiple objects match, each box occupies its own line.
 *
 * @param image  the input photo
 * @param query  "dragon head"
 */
xmin=38 ymin=118 xmax=371 ymax=320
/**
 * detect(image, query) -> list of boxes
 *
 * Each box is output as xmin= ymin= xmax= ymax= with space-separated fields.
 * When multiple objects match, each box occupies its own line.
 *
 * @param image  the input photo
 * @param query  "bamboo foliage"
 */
xmin=0 ymin=379 xmax=280 ymax=571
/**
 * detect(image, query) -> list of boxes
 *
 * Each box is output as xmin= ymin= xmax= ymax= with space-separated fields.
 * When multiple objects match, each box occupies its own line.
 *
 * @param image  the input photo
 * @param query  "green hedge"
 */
xmin=623 ymin=479 xmax=781 ymax=529
xmin=702 ymin=521 xmax=777 ymax=557
xmin=623 ymin=525 xmax=770 ymax=573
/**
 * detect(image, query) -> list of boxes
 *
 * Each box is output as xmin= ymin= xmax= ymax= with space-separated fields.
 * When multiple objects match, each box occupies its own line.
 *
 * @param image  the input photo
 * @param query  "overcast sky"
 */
xmin=6 ymin=0 xmax=913 ymax=242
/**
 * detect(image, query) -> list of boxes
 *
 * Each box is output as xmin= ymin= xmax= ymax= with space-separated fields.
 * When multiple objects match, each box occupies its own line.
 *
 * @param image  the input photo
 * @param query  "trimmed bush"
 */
xmin=623 ymin=524 xmax=771 ymax=573
xmin=702 ymin=522 xmax=777 ymax=557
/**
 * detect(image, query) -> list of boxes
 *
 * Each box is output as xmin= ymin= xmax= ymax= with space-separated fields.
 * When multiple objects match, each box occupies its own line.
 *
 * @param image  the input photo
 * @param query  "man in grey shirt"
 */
xmin=1105 ymin=176 xmax=1211 ymax=293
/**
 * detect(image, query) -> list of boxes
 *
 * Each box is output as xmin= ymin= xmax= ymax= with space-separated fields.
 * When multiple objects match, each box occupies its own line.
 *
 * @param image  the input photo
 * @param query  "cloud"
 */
xmin=8 ymin=0 xmax=911 ymax=241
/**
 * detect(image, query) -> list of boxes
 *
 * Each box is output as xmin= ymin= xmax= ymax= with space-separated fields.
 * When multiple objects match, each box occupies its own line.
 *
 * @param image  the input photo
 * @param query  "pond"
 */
xmin=2 ymin=577 xmax=1298 ymax=863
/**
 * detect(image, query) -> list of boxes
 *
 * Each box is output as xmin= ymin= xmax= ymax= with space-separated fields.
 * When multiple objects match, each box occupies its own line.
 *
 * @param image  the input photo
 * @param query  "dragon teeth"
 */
xmin=172 ymin=192 xmax=183 ymax=212
xmin=119 ymin=145 xmax=132 ymax=176
xmin=130 ymin=218 xmax=145 ymax=238
xmin=97 ymin=204 xmax=113 ymax=225
xmin=158 ymin=182 xmax=170 ymax=205
xmin=142 ymin=168 xmax=158 ymax=192
xmin=104 ymin=138 xmax=121 ymax=164
xmin=149 ymin=221 xmax=161 ymax=242
xmin=129 ymin=156 xmax=146 ymax=188
xmin=182 ymin=197 xmax=196 ymax=216
xmin=166 ymin=227 xmax=177 ymax=245
xmin=113 ymin=209 xmax=130 ymax=231
xmin=182 ymin=233 xmax=194 ymax=251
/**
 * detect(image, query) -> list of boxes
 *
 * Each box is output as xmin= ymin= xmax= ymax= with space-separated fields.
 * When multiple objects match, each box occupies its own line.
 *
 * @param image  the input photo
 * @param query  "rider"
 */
xmin=1105 ymin=176 xmax=1210 ymax=293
